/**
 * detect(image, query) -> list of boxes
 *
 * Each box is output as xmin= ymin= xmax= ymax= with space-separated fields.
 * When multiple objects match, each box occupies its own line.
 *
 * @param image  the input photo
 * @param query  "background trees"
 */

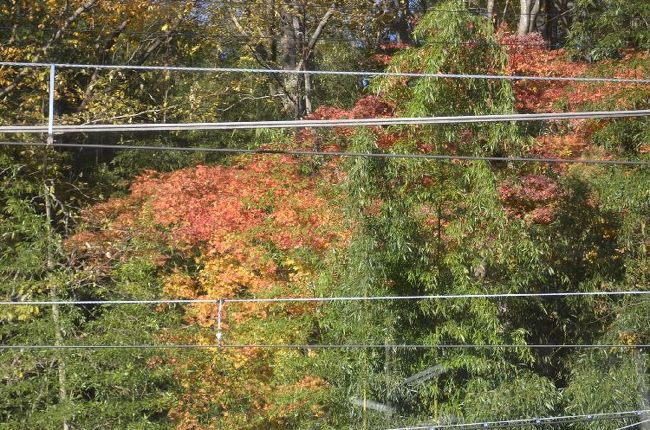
xmin=1 ymin=0 xmax=649 ymax=428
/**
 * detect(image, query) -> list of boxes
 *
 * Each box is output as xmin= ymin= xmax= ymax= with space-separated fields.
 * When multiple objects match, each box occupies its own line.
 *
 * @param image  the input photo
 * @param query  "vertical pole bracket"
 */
xmin=47 ymin=64 xmax=55 ymax=145
xmin=216 ymin=299 xmax=224 ymax=347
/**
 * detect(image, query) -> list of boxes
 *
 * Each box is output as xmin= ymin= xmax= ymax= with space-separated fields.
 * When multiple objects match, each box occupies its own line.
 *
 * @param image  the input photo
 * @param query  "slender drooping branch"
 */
xmin=82 ymin=105 xmax=178 ymax=124
xmin=228 ymin=1 xmax=337 ymax=117
xmin=227 ymin=2 xmax=298 ymax=105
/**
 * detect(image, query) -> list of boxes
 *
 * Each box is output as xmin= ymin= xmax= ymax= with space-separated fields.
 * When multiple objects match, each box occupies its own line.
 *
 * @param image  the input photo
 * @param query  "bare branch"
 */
xmin=297 ymin=2 xmax=337 ymax=70
xmin=81 ymin=105 xmax=178 ymax=124
xmin=216 ymin=94 xmax=284 ymax=112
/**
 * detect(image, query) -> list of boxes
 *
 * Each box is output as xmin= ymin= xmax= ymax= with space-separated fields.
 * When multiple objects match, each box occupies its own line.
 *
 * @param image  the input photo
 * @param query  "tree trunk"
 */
xmin=43 ymin=149 xmax=69 ymax=430
xmin=304 ymin=70 xmax=313 ymax=115
xmin=78 ymin=19 xmax=128 ymax=111
xmin=280 ymin=1 xmax=337 ymax=118
xmin=541 ymin=0 xmax=572 ymax=47
xmin=291 ymin=9 xmax=306 ymax=117
xmin=487 ymin=0 xmax=496 ymax=20
xmin=230 ymin=0 xmax=335 ymax=118
xmin=517 ymin=0 xmax=539 ymax=36
xmin=541 ymin=0 xmax=556 ymax=45
xmin=267 ymin=0 xmax=278 ymax=63
xmin=51 ymin=288 xmax=70 ymax=430
xmin=528 ymin=0 xmax=541 ymax=33
xmin=391 ymin=0 xmax=412 ymax=44
xmin=279 ymin=5 xmax=301 ymax=116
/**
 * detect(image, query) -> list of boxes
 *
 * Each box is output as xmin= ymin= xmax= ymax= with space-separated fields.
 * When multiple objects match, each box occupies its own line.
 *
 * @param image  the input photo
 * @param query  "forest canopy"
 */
xmin=1 ymin=0 xmax=649 ymax=429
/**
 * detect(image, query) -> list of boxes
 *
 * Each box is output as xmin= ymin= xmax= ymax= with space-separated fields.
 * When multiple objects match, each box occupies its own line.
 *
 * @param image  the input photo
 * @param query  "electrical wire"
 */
xmin=1 ymin=343 xmax=648 ymax=350
xmin=224 ymin=290 xmax=650 ymax=303
xmin=2 ymin=290 xmax=649 ymax=306
xmin=0 ymin=28 xmax=566 ymax=47
xmin=0 ymin=24 xmax=571 ymax=47
xmin=0 ymin=137 xmax=640 ymax=165
xmin=1 ymin=110 xmax=650 ymax=135
xmin=1 ymin=142 xmax=647 ymax=167
xmin=384 ymin=410 xmax=650 ymax=430
xmin=2 ymin=2 xmax=570 ymax=16
xmin=1 ymin=61 xmax=648 ymax=84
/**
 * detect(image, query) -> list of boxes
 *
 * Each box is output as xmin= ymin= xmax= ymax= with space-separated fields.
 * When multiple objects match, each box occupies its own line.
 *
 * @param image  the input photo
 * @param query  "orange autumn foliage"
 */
xmin=499 ymin=30 xmax=648 ymax=112
xmin=129 ymin=158 xmax=339 ymax=249
xmin=67 ymin=155 xmax=347 ymax=429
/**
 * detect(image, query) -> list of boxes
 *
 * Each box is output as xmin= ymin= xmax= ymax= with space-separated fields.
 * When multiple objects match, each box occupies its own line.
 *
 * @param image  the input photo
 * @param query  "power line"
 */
xmin=1 ymin=61 xmax=648 ymax=84
xmin=1 ymin=142 xmax=647 ymax=167
xmin=1 ymin=343 xmax=648 ymax=350
xmin=2 ymin=110 xmax=650 ymax=135
xmin=389 ymin=413 xmax=649 ymax=430
xmin=384 ymin=410 xmax=650 ymax=430
xmin=0 ymin=25 xmax=568 ymax=47
xmin=6 ymin=2 xmax=483 ymax=14
xmin=3 ymin=290 xmax=649 ymax=306
xmin=225 ymin=290 xmax=650 ymax=303
xmin=50 ymin=0 xmax=548 ymax=15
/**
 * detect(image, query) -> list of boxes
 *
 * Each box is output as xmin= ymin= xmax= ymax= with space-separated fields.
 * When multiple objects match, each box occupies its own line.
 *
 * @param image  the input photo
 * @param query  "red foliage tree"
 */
xmin=498 ymin=174 xmax=564 ymax=224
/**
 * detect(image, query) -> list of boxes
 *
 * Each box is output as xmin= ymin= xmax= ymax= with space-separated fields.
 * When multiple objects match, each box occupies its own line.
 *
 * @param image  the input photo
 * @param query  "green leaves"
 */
xmin=568 ymin=0 xmax=650 ymax=61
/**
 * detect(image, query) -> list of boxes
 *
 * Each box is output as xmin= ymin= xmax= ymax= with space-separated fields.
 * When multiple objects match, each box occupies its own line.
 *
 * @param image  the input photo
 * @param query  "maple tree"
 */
xmin=63 ymin=155 xmax=347 ymax=429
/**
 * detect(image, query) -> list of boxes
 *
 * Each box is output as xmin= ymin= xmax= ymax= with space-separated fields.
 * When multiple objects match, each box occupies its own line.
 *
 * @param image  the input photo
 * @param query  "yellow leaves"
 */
xmin=232 ymin=353 xmax=251 ymax=370
xmin=284 ymin=257 xmax=298 ymax=269
xmin=296 ymin=375 xmax=327 ymax=389
xmin=602 ymin=227 xmax=616 ymax=240
xmin=163 ymin=271 xmax=198 ymax=298
xmin=583 ymin=249 xmax=598 ymax=262
xmin=284 ymin=257 xmax=312 ymax=284
xmin=618 ymin=330 xmax=643 ymax=346
xmin=200 ymin=254 xmax=268 ymax=299
xmin=0 ymin=305 xmax=40 ymax=323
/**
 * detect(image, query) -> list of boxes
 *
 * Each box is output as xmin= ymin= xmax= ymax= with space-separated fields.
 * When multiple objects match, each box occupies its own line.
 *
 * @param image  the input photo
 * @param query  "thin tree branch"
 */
xmin=216 ymin=94 xmax=284 ymax=112
xmin=0 ymin=0 xmax=100 ymax=98
xmin=226 ymin=1 xmax=299 ymax=105
xmin=297 ymin=2 xmax=337 ymax=70
xmin=78 ymin=19 xmax=129 ymax=111
xmin=81 ymin=105 xmax=178 ymax=124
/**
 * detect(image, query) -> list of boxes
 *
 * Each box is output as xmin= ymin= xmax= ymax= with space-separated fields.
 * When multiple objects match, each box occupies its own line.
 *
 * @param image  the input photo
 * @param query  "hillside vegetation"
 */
xmin=1 ymin=1 xmax=649 ymax=429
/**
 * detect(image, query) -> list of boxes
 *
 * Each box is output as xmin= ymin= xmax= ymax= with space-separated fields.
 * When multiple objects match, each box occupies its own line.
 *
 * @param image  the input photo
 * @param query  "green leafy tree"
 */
xmin=568 ymin=0 xmax=650 ymax=60
xmin=313 ymin=3 xmax=546 ymax=427
xmin=0 ymin=147 xmax=182 ymax=428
